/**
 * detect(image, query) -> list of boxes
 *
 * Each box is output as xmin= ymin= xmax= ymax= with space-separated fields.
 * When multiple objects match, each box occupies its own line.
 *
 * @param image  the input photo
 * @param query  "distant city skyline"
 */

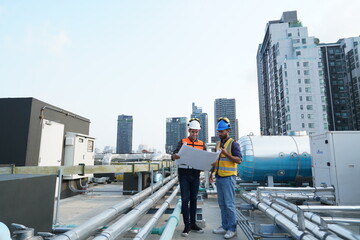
xmin=2 ymin=1 xmax=360 ymax=152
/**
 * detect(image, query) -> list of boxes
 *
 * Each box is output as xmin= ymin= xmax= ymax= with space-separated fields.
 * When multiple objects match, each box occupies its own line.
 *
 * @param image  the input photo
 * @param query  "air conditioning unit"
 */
xmin=63 ymin=132 xmax=95 ymax=180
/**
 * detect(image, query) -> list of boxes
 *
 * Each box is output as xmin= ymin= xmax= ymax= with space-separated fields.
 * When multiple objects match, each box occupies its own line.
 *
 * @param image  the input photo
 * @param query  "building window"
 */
xmin=304 ymin=70 xmax=310 ymax=75
xmin=300 ymin=105 xmax=303 ymax=110
xmin=297 ymin=70 xmax=301 ymax=75
xmin=323 ymin=114 xmax=327 ymax=120
xmin=286 ymin=88 xmax=289 ymax=95
xmin=288 ymin=33 xmax=292 ymax=37
xmin=308 ymin=123 xmax=315 ymax=128
xmin=284 ymin=71 xmax=287 ymax=77
xmin=297 ymin=62 xmax=300 ymax=67
xmin=318 ymin=62 xmax=322 ymax=68
xmin=299 ymin=96 xmax=303 ymax=101
xmin=305 ymin=78 xmax=311 ymax=84
xmin=322 ymin=105 xmax=326 ymax=111
xmin=319 ymin=70 xmax=323 ymax=76
xmin=284 ymin=63 xmax=287 ymax=69
xmin=320 ymin=87 xmax=325 ymax=94
xmin=299 ymin=87 xmax=302 ymax=93
xmin=302 ymin=38 xmax=307 ymax=44
xmin=321 ymin=96 xmax=326 ymax=103
xmin=306 ymin=96 xmax=312 ymax=101
xmin=307 ymin=105 xmax=313 ymax=110
xmin=303 ymin=62 xmax=309 ymax=67
xmin=324 ymin=123 xmax=328 ymax=130
xmin=301 ymin=114 xmax=304 ymax=119
xmin=293 ymin=39 xmax=300 ymax=44
xmin=296 ymin=51 xmax=301 ymax=56
xmin=302 ymin=123 xmax=305 ymax=128
xmin=305 ymin=87 xmax=311 ymax=93
xmin=307 ymin=114 xmax=314 ymax=119
xmin=298 ymin=79 xmax=301 ymax=84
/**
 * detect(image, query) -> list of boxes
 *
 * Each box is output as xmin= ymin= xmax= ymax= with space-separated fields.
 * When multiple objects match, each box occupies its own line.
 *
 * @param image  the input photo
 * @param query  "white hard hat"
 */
xmin=188 ymin=118 xmax=201 ymax=130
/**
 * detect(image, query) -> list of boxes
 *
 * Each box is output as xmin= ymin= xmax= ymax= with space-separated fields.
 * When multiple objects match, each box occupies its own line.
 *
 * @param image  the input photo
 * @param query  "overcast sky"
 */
xmin=1 ymin=1 xmax=360 ymax=152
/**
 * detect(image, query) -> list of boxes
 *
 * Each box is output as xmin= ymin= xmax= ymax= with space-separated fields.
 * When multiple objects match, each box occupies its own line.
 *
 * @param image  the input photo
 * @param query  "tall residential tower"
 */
xmin=191 ymin=102 xmax=208 ymax=143
xmin=165 ymin=117 xmax=187 ymax=154
xmin=214 ymin=98 xmax=238 ymax=141
xmin=116 ymin=115 xmax=133 ymax=153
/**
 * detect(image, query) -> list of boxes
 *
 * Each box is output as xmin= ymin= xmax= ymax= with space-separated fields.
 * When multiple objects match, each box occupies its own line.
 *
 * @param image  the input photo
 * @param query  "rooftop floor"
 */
xmin=57 ymin=181 xmax=256 ymax=239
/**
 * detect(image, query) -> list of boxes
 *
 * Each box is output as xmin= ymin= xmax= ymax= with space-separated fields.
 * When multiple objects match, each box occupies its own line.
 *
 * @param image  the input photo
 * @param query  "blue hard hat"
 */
xmin=217 ymin=119 xmax=231 ymax=130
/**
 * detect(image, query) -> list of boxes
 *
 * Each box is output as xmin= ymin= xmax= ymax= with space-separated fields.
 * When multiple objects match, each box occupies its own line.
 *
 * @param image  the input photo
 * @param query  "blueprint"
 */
xmin=175 ymin=144 xmax=220 ymax=171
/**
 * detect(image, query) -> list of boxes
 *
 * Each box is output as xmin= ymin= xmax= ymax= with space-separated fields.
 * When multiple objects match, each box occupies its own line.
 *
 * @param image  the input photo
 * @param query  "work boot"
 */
xmin=191 ymin=224 xmax=204 ymax=233
xmin=181 ymin=226 xmax=191 ymax=237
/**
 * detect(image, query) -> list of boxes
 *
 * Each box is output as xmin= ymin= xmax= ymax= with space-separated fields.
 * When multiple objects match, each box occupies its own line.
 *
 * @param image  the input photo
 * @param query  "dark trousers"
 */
xmin=179 ymin=174 xmax=200 ymax=227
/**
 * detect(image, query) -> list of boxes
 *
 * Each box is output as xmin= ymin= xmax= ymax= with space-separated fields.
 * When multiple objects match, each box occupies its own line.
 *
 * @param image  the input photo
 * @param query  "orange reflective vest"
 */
xmin=215 ymin=138 xmax=237 ymax=177
xmin=181 ymin=138 xmax=205 ymax=150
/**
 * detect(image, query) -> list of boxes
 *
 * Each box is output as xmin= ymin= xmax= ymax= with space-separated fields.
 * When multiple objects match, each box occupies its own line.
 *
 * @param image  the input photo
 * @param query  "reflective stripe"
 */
xmin=218 ymin=157 xmax=233 ymax=162
xmin=217 ymin=166 xmax=237 ymax=171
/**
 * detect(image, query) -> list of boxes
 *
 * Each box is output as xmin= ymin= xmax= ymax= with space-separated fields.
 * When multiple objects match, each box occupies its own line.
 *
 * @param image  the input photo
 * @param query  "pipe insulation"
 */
xmin=260 ymin=196 xmax=341 ymax=240
xmin=52 ymin=175 xmax=175 ymax=240
xmin=241 ymin=192 xmax=318 ymax=240
xmin=159 ymin=199 xmax=182 ymax=240
xmin=93 ymin=177 xmax=178 ymax=240
xmin=133 ymin=185 xmax=180 ymax=240
xmin=274 ymin=198 xmax=360 ymax=240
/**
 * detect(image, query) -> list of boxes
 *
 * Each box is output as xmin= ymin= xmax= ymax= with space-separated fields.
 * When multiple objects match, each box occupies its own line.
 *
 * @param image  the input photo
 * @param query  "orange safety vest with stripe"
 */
xmin=181 ymin=138 xmax=205 ymax=150
xmin=215 ymin=138 xmax=237 ymax=177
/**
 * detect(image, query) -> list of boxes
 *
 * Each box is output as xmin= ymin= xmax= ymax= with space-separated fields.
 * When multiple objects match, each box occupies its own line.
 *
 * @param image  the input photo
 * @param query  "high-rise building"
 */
xmin=339 ymin=37 xmax=360 ymax=129
xmin=165 ymin=117 xmax=187 ymax=154
xmin=257 ymin=11 xmax=328 ymax=135
xmin=320 ymin=43 xmax=354 ymax=130
xmin=257 ymin=11 xmax=360 ymax=136
xmin=214 ymin=98 xmax=238 ymax=140
xmin=116 ymin=115 xmax=133 ymax=154
xmin=191 ymin=102 xmax=208 ymax=143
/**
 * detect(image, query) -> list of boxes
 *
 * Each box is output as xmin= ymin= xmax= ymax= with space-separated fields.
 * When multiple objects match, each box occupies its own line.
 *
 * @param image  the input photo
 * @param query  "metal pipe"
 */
xmin=93 ymin=177 xmax=178 ymax=240
xmin=68 ymin=181 xmax=138 ymax=194
xmin=54 ymin=169 xmax=63 ymax=225
xmin=260 ymin=197 xmax=341 ymax=240
xmin=133 ymin=185 xmax=180 ymax=240
xmin=322 ymin=218 xmax=360 ymax=225
xmin=299 ymin=206 xmax=360 ymax=212
xmin=257 ymin=186 xmax=335 ymax=192
xmin=274 ymin=198 xmax=360 ymax=240
xmin=52 ymin=175 xmax=175 ymax=240
xmin=241 ymin=192 xmax=317 ymax=240
xmin=159 ymin=199 xmax=182 ymax=240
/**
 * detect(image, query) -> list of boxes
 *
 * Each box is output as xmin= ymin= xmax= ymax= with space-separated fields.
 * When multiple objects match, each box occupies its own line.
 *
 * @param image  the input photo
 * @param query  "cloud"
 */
xmin=44 ymin=30 xmax=70 ymax=56
xmin=24 ymin=25 xmax=70 ymax=57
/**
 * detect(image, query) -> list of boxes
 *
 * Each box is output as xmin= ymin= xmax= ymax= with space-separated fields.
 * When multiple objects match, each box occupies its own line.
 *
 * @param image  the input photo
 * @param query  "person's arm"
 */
xmin=171 ymin=140 xmax=183 ymax=161
xmin=219 ymin=141 xmax=242 ymax=164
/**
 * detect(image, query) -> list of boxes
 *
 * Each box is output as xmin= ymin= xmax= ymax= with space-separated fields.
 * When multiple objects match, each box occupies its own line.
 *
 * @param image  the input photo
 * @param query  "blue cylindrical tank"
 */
xmin=238 ymin=135 xmax=312 ymax=182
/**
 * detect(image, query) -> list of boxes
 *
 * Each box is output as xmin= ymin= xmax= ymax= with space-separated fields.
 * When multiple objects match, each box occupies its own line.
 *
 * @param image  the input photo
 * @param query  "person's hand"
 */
xmin=220 ymin=147 xmax=228 ymax=156
xmin=172 ymin=154 xmax=180 ymax=160
xmin=209 ymin=172 xmax=214 ymax=183
xmin=211 ymin=161 xmax=216 ymax=167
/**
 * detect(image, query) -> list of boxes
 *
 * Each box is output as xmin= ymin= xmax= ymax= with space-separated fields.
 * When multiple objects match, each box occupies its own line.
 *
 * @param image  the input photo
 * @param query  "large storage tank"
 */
xmin=238 ymin=134 xmax=312 ymax=182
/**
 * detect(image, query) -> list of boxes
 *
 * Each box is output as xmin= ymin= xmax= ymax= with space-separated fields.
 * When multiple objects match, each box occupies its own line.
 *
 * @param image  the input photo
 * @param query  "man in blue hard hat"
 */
xmin=210 ymin=117 xmax=242 ymax=239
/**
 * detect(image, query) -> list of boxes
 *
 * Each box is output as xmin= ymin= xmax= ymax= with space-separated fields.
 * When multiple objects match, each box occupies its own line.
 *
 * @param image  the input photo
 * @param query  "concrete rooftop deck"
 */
xmin=57 ymin=181 xmax=252 ymax=239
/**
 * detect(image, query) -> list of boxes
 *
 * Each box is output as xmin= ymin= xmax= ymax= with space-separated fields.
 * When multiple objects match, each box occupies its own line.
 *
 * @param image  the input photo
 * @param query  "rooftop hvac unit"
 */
xmin=310 ymin=131 xmax=360 ymax=205
xmin=63 ymin=132 xmax=95 ymax=180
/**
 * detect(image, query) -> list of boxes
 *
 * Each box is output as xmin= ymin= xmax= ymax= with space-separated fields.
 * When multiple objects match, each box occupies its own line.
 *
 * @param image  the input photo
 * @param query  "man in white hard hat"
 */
xmin=171 ymin=118 xmax=206 ymax=237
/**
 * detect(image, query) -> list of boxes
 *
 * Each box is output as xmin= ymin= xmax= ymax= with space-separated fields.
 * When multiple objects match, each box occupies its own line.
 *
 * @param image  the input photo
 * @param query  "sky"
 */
xmin=1 ymin=1 xmax=360 ymax=152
